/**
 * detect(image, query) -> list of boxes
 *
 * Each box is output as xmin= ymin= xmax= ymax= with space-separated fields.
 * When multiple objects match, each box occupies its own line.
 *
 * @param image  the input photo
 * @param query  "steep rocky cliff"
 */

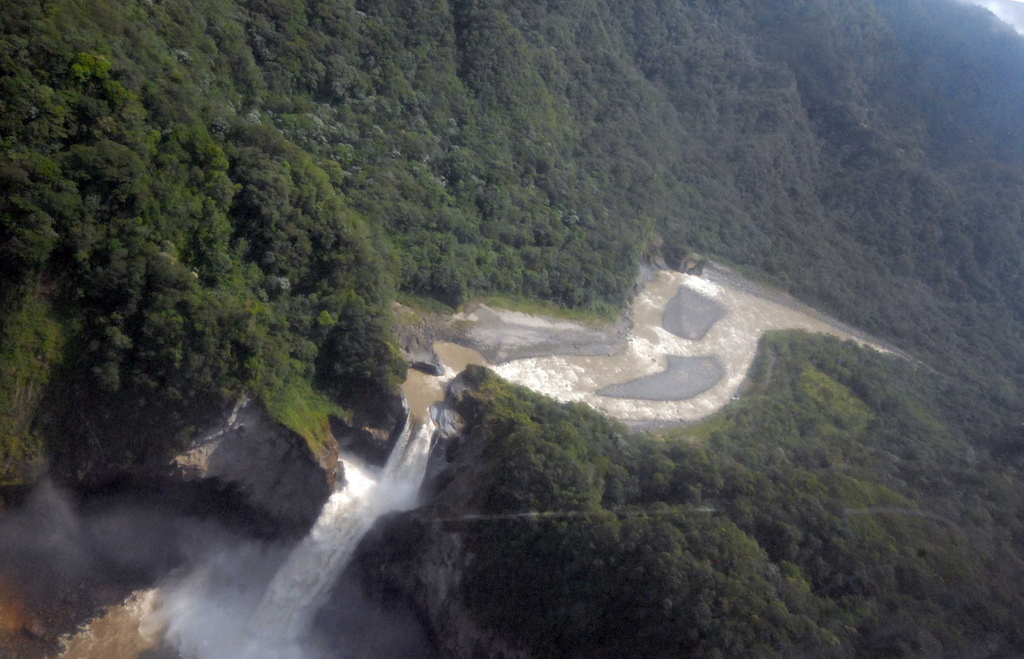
xmin=352 ymin=515 xmax=528 ymax=659
xmin=170 ymin=386 xmax=413 ymax=532
xmin=172 ymin=393 xmax=335 ymax=532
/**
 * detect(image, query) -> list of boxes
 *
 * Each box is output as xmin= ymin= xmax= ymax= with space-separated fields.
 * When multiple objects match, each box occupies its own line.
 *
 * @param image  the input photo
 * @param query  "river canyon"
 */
xmin=3 ymin=265 xmax=893 ymax=658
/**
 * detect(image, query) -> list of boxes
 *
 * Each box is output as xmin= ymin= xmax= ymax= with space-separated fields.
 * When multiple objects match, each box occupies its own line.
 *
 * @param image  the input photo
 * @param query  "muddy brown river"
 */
xmin=490 ymin=270 xmax=887 ymax=423
xmin=400 ymin=343 xmax=486 ymax=423
xmin=57 ymin=591 xmax=162 ymax=658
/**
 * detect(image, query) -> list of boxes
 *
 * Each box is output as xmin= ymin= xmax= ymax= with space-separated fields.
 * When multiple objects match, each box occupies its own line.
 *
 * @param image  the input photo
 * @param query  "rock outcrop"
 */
xmin=329 ymin=394 xmax=408 ymax=467
xmin=395 ymin=310 xmax=445 ymax=375
xmin=407 ymin=340 xmax=444 ymax=376
xmin=172 ymin=394 xmax=332 ymax=532
xmin=663 ymin=247 xmax=707 ymax=276
xmin=430 ymin=399 xmax=464 ymax=442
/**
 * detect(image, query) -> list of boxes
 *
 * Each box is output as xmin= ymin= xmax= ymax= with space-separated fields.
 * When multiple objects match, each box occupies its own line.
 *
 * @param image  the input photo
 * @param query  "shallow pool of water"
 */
xmin=400 ymin=343 xmax=486 ymax=424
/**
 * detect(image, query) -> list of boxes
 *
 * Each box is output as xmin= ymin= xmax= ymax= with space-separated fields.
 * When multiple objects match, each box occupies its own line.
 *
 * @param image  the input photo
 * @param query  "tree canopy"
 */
xmin=373 ymin=335 xmax=1024 ymax=656
xmin=1 ymin=0 xmax=1024 ymax=501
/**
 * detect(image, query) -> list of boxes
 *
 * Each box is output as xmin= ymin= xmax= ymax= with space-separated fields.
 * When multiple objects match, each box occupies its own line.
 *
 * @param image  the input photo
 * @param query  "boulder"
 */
xmin=395 ymin=316 xmax=444 ymax=375
xmin=406 ymin=338 xmax=444 ymax=376
xmin=663 ymin=247 xmax=707 ymax=276
xmin=410 ymin=353 xmax=444 ymax=376
xmin=682 ymin=254 xmax=707 ymax=276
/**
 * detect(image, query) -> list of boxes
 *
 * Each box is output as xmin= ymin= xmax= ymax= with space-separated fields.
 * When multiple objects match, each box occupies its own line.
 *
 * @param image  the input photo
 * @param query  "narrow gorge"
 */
xmin=42 ymin=263 xmax=900 ymax=658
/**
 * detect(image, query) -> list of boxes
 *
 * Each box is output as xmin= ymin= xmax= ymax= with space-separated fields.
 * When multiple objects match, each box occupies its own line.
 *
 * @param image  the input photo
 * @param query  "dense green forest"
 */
xmin=364 ymin=336 xmax=1024 ymax=656
xmin=2 ymin=0 xmax=1024 ymax=499
xmin=3 ymin=0 xmax=1024 ymax=654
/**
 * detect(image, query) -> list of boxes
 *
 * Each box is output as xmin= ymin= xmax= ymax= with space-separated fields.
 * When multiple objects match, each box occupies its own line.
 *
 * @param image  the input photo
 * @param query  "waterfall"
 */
xmin=149 ymin=409 xmax=435 ymax=659
xmin=249 ymin=412 xmax=434 ymax=643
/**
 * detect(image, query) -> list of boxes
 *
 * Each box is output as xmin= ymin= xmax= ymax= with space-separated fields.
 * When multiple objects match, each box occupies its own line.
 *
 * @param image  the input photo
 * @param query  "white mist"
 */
xmin=146 ymin=413 xmax=435 ymax=659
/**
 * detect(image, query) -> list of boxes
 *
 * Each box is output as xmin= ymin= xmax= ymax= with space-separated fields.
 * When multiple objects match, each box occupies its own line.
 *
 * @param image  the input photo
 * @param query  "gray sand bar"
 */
xmin=662 ymin=287 xmax=727 ymax=341
xmin=597 ymin=355 xmax=726 ymax=401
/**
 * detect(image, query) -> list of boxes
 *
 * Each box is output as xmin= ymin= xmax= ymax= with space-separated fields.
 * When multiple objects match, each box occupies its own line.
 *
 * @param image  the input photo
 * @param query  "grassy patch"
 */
xmin=260 ymin=378 xmax=348 ymax=458
xmin=666 ymin=413 xmax=730 ymax=444
xmin=702 ymin=253 xmax=791 ymax=291
xmin=398 ymin=290 xmax=621 ymax=326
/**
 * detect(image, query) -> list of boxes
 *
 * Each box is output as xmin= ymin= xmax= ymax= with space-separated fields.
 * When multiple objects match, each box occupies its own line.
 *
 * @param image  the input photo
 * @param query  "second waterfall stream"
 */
xmin=148 ymin=409 xmax=436 ymax=659
xmin=252 ymin=412 xmax=433 ymax=640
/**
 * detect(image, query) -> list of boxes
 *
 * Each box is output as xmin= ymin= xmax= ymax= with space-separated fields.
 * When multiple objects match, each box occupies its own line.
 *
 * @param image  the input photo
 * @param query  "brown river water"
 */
xmin=400 ymin=343 xmax=486 ymax=424
xmin=56 ymin=591 xmax=163 ymax=658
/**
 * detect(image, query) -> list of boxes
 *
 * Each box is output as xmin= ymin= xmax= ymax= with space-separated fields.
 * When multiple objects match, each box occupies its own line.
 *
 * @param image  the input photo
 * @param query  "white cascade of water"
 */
xmin=144 ymin=409 xmax=434 ymax=659
xmin=378 ymin=416 xmax=434 ymax=510
xmin=249 ymin=411 xmax=434 ymax=643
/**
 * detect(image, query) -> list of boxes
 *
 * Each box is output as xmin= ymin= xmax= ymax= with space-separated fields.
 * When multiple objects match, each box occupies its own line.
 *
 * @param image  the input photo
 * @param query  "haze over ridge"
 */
xmin=965 ymin=0 xmax=1024 ymax=32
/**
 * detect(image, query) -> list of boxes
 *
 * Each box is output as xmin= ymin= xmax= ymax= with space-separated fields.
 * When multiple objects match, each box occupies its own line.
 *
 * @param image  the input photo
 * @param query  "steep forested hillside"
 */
xmin=361 ymin=338 xmax=1024 ymax=656
xmin=2 ymin=0 xmax=1024 ymax=481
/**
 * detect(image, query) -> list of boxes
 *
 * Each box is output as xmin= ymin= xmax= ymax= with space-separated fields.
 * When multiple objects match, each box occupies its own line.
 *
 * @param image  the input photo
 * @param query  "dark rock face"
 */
xmin=430 ymin=400 xmax=464 ymax=441
xmin=400 ymin=324 xmax=445 ymax=376
xmin=597 ymin=355 xmax=726 ymax=401
xmin=352 ymin=461 xmax=528 ymax=658
xmin=422 ymin=397 xmax=466 ymax=491
xmin=662 ymin=286 xmax=727 ymax=341
xmin=330 ymin=400 xmax=409 ymax=468
xmin=410 ymin=350 xmax=444 ymax=377
xmin=313 ymin=567 xmax=437 ymax=659
xmin=172 ymin=394 xmax=331 ymax=532
xmin=352 ymin=517 xmax=528 ymax=659
xmin=443 ymin=371 xmax=475 ymax=404
xmin=663 ymin=246 xmax=686 ymax=271
xmin=330 ymin=418 xmax=392 ymax=467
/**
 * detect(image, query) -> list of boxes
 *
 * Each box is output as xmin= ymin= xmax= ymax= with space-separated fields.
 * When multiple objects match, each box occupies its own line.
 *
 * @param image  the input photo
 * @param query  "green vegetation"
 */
xmin=3 ymin=0 xmax=1024 ymax=651
xmin=435 ymin=335 xmax=1024 ymax=656
xmin=2 ymin=0 xmax=1024 ymax=476
xmin=260 ymin=376 xmax=346 ymax=457
xmin=0 ymin=0 xmax=409 ymax=476
xmin=394 ymin=294 xmax=457 ymax=318
xmin=0 ymin=295 xmax=66 ymax=484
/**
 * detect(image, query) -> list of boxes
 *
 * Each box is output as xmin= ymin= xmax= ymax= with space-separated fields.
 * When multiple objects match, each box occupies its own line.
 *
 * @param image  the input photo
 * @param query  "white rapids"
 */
xmin=492 ymin=270 xmax=890 ymax=423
